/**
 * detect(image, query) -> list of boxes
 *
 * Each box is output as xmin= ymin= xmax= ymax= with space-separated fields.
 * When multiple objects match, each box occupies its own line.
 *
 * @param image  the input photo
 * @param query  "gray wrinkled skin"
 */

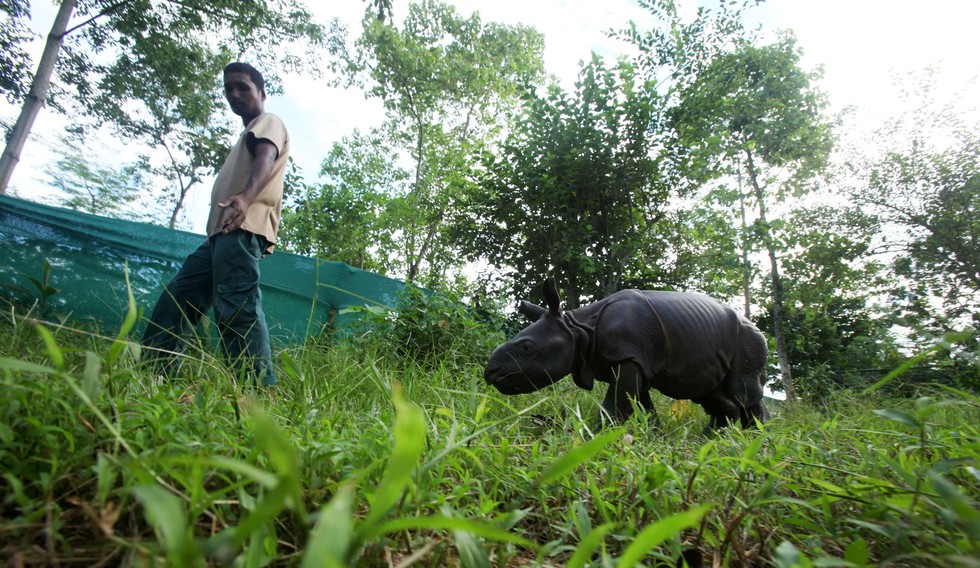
xmin=484 ymin=278 xmax=769 ymax=429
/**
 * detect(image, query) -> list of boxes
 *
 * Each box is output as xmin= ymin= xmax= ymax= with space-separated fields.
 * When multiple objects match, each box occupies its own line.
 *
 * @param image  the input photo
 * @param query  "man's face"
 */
xmin=223 ymin=71 xmax=265 ymax=120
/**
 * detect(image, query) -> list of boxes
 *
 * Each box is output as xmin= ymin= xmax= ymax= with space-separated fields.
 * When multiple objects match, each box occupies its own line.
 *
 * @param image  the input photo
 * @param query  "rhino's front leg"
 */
xmin=600 ymin=362 xmax=658 ymax=425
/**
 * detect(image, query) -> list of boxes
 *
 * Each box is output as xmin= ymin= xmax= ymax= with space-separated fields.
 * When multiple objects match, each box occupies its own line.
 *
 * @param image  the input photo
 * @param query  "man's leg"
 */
xmin=142 ymin=241 xmax=214 ymax=377
xmin=211 ymin=230 xmax=276 ymax=386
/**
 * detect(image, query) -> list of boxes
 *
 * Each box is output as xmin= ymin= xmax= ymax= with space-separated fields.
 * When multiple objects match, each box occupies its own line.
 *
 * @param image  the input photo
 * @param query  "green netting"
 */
xmin=0 ymin=194 xmax=410 ymax=343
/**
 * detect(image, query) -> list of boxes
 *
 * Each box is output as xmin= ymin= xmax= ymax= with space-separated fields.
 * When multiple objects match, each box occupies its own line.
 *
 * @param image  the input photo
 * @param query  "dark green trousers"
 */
xmin=142 ymin=229 xmax=276 ymax=385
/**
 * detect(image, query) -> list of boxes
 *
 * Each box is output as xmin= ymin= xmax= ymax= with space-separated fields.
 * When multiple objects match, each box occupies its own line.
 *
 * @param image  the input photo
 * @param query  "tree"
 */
xmin=754 ymin=204 xmax=898 ymax=399
xmin=855 ymin=72 xmax=980 ymax=330
xmin=0 ymin=0 xmax=331 ymax=198
xmin=456 ymin=56 xmax=665 ymax=307
xmin=345 ymin=0 xmax=545 ymax=285
xmin=0 ymin=0 xmax=35 ymax=105
xmin=668 ymin=34 xmax=835 ymax=400
xmin=279 ymin=129 xmax=408 ymax=273
xmin=44 ymin=135 xmax=157 ymax=221
xmin=658 ymin=184 xmax=756 ymax=307
xmin=89 ymin=42 xmax=236 ymax=228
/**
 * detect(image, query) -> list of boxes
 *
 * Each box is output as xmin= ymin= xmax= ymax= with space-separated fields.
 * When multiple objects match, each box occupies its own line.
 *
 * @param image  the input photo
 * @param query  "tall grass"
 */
xmin=0 ymin=302 xmax=977 ymax=566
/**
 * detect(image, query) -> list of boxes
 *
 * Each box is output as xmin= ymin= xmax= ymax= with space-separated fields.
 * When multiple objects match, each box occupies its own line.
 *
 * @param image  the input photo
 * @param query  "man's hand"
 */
xmin=217 ymin=193 xmax=253 ymax=233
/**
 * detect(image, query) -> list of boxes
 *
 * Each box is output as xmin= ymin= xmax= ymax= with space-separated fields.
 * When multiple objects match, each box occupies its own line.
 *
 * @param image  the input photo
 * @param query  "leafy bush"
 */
xmin=350 ymin=286 xmax=506 ymax=371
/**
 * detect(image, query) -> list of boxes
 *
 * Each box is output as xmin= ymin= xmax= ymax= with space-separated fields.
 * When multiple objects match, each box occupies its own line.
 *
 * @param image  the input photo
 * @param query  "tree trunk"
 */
xmin=0 ymin=0 xmax=77 ymax=194
xmin=168 ymin=184 xmax=191 ymax=229
xmin=738 ymin=170 xmax=752 ymax=320
xmin=745 ymin=150 xmax=797 ymax=401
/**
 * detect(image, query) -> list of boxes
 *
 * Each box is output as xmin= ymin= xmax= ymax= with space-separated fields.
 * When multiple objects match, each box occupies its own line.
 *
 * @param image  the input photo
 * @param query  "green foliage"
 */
xmin=670 ymin=32 xmax=833 ymax=181
xmin=0 ymin=259 xmax=64 ymax=322
xmin=0 ymin=304 xmax=978 ymax=566
xmin=651 ymin=185 xmax=754 ymax=299
xmin=343 ymin=0 xmax=545 ymax=285
xmin=856 ymin=70 xmax=980 ymax=331
xmin=752 ymin=204 xmax=899 ymax=400
xmin=0 ymin=0 xmax=34 ymax=105
xmin=43 ymin=135 xmax=159 ymax=222
xmin=280 ymin=129 xmax=409 ymax=273
xmin=458 ymin=56 xmax=667 ymax=307
xmin=351 ymin=285 xmax=505 ymax=371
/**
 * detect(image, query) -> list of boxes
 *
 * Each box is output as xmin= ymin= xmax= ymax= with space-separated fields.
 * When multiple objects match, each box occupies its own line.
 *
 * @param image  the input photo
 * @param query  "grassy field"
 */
xmin=0 ymin=305 xmax=978 ymax=567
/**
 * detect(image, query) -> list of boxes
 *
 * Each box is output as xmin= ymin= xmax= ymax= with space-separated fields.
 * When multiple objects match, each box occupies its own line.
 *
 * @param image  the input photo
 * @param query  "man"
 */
xmin=142 ymin=62 xmax=289 ymax=386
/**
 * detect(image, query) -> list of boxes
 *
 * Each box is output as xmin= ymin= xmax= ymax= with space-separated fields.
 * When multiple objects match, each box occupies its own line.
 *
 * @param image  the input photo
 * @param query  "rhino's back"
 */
xmin=593 ymin=290 xmax=743 ymax=398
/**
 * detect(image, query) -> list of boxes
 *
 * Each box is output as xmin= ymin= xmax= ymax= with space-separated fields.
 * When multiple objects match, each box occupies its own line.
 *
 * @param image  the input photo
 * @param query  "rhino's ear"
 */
xmin=518 ymin=300 xmax=547 ymax=322
xmin=543 ymin=277 xmax=561 ymax=316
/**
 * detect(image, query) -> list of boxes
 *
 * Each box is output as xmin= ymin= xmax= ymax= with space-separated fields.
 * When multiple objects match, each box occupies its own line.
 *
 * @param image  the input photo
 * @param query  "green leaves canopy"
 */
xmin=670 ymin=33 xmax=833 ymax=185
xmin=457 ymin=57 xmax=666 ymax=307
xmin=0 ymin=0 xmax=329 ymax=217
xmin=338 ymin=0 xmax=545 ymax=284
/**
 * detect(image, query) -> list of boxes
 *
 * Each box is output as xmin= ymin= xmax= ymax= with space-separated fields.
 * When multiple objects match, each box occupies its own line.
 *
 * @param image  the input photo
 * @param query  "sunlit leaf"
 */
xmin=843 ymin=537 xmax=870 ymax=567
xmin=362 ymin=384 xmax=426 ymax=528
xmin=302 ymin=487 xmax=354 ymax=568
xmin=872 ymin=409 xmax=921 ymax=429
xmin=616 ymin=504 xmax=711 ymax=568
xmin=132 ymin=485 xmax=190 ymax=556
xmin=35 ymin=325 xmax=64 ymax=372
xmin=537 ymin=429 xmax=620 ymax=486
xmin=81 ymin=351 xmax=101 ymax=401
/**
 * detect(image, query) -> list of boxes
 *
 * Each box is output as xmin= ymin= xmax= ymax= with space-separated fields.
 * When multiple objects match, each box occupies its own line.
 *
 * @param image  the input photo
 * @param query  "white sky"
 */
xmin=4 ymin=0 xmax=978 ymax=233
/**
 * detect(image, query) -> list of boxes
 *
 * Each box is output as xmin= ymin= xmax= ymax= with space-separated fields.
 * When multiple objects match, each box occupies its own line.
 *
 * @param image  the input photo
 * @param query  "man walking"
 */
xmin=142 ymin=62 xmax=289 ymax=386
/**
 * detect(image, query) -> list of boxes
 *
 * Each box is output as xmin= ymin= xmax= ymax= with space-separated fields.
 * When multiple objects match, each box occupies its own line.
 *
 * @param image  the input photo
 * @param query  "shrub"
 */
xmin=352 ymin=286 xmax=506 ymax=370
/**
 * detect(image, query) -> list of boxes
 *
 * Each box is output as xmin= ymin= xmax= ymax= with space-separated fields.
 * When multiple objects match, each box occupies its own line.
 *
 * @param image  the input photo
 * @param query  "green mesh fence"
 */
xmin=0 ymin=194 xmax=410 ymax=343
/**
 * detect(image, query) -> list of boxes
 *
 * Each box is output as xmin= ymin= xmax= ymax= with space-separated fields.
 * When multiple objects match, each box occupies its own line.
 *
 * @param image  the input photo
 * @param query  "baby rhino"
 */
xmin=484 ymin=278 xmax=770 ymax=429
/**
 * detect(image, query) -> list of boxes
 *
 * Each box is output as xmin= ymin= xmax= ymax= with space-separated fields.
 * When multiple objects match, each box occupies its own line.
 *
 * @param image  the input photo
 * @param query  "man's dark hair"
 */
xmin=224 ymin=62 xmax=265 ymax=94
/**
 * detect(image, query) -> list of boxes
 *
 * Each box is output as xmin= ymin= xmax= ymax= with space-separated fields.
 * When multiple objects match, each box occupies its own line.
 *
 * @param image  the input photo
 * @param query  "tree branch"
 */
xmin=61 ymin=0 xmax=136 ymax=38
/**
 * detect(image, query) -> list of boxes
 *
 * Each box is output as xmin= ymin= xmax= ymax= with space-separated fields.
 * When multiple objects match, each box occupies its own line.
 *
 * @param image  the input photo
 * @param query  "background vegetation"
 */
xmin=0 ymin=292 xmax=977 ymax=566
xmin=1 ymin=0 xmax=978 ymax=564
xmin=3 ymin=0 xmax=977 ymax=398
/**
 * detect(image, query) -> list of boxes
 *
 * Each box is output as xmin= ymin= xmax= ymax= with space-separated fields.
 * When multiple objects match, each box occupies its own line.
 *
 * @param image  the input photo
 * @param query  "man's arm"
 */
xmin=218 ymin=138 xmax=279 ymax=234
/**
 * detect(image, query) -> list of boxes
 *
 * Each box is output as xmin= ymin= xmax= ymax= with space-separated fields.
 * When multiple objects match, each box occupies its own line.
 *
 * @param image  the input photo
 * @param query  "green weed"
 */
xmin=0 ymin=299 xmax=977 ymax=566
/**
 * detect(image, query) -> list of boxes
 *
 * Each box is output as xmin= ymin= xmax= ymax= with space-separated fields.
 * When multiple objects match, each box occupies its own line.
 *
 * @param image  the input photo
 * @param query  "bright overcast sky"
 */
xmin=281 ymin=0 xmax=980 ymax=192
xmin=5 ymin=0 xmax=978 ymax=233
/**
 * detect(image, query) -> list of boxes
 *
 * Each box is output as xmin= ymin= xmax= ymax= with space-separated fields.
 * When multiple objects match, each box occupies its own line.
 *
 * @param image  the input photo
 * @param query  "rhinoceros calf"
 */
xmin=484 ymin=278 xmax=770 ymax=429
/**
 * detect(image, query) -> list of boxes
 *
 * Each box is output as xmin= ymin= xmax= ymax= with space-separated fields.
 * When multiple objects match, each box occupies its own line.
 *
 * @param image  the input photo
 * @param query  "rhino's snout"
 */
xmin=484 ymin=348 xmax=524 ymax=394
xmin=483 ymin=361 xmax=500 ymax=385
xmin=484 ymin=347 xmax=510 ymax=386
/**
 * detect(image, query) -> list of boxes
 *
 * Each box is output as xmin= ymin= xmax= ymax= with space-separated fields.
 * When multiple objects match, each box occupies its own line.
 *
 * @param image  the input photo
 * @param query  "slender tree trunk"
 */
xmin=0 ymin=0 xmax=77 ymax=194
xmin=738 ymin=169 xmax=751 ymax=320
xmin=161 ymin=137 xmax=194 ymax=229
xmin=168 ymin=183 xmax=194 ymax=229
xmin=745 ymin=150 xmax=797 ymax=401
xmin=405 ymin=115 xmax=426 ymax=283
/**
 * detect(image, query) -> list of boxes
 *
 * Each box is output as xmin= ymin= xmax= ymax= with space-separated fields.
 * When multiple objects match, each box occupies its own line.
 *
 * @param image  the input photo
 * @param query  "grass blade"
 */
xmin=303 ymin=487 xmax=354 ymax=568
xmin=537 ymin=429 xmax=621 ymax=486
xmin=568 ymin=522 xmax=616 ymax=568
xmin=616 ymin=504 xmax=711 ymax=568
xmin=362 ymin=384 xmax=426 ymax=528
xmin=366 ymin=515 xmax=536 ymax=549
